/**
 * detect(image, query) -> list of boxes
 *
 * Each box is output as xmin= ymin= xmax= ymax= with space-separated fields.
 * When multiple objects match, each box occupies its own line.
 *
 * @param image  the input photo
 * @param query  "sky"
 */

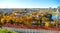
xmin=0 ymin=0 xmax=60 ymax=8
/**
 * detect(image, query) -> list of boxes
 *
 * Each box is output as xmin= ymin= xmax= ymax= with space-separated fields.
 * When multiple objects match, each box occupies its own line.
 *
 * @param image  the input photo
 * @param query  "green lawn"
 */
xmin=0 ymin=28 xmax=17 ymax=33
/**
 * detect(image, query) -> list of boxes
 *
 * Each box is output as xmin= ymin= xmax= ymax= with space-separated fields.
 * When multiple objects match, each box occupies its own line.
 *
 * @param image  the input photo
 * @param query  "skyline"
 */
xmin=0 ymin=0 xmax=60 ymax=8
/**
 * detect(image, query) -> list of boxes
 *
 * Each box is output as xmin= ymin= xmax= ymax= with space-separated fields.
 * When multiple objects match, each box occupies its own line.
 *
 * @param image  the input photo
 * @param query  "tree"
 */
xmin=45 ymin=21 xmax=51 ymax=27
xmin=55 ymin=19 xmax=59 ymax=27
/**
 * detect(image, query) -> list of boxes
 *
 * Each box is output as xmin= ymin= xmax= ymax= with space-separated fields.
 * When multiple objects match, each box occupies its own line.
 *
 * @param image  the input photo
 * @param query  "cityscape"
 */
xmin=0 ymin=7 xmax=60 ymax=33
xmin=0 ymin=0 xmax=60 ymax=33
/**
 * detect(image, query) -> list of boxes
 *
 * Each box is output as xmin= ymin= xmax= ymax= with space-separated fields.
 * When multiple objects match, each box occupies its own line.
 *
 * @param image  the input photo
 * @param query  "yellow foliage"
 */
xmin=1 ymin=18 xmax=5 ymax=23
xmin=40 ymin=13 xmax=45 ymax=17
xmin=45 ymin=21 xmax=51 ymax=27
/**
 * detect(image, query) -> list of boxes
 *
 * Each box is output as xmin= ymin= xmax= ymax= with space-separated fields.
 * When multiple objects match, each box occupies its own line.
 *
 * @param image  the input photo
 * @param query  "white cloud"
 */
xmin=0 ymin=3 xmax=36 ymax=8
xmin=0 ymin=1 xmax=57 ymax=8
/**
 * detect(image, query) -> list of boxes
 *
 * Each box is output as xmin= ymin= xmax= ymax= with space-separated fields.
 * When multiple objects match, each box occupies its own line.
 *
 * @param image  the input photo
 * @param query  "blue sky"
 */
xmin=0 ymin=0 xmax=60 ymax=8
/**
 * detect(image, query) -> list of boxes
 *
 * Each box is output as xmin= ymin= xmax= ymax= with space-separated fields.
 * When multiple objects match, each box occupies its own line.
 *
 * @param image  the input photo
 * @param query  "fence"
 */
xmin=4 ymin=27 xmax=60 ymax=33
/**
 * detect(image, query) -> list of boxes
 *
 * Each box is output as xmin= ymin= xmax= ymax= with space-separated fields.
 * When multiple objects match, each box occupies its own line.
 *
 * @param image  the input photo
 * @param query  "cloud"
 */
xmin=0 ymin=2 xmax=38 ymax=8
xmin=0 ymin=0 xmax=59 ymax=8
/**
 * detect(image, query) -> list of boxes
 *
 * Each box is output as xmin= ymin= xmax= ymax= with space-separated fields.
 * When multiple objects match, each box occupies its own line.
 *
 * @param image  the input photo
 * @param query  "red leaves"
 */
xmin=4 ymin=23 xmax=60 ymax=31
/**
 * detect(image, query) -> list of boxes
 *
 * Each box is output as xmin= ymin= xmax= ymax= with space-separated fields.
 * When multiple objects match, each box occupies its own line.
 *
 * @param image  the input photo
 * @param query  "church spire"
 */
xmin=55 ymin=8 xmax=59 ymax=19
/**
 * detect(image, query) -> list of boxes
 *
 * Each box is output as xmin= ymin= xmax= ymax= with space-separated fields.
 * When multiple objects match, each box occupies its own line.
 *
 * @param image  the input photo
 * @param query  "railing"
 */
xmin=4 ymin=27 xmax=60 ymax=33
